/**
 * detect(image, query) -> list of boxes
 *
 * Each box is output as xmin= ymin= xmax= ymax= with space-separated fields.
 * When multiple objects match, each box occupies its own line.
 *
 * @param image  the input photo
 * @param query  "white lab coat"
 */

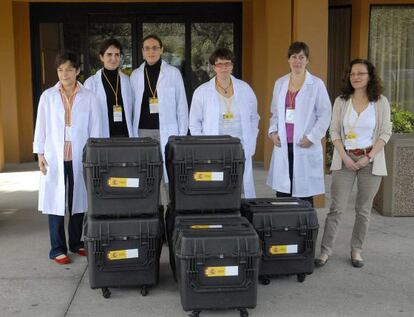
xmin=266 ymin=71 xmax=331 ymax=197
xmin=33 ymin=82 xmax=102 ymax=215
xmin=130 ymin=60 xmax=189 ymax=181
xmin=84 ymin=69 xmax=134 ymax=137
xmin=189 ymin=76 xmax=260 ymax=198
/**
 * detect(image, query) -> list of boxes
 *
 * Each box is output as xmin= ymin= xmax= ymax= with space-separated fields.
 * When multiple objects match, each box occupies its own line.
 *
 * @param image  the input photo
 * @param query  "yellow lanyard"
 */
xmin=346 ymin=101 xmax=365 ymax=136
xmin=219 ymin=94 xmax=234 ymax=115
xmin=145 ymin=67 xmax=159 ymax=98
xmin=61 ymin=85 xmax=78 ymax=126
xmin=102 ymin=69 xmax=120 ymax=106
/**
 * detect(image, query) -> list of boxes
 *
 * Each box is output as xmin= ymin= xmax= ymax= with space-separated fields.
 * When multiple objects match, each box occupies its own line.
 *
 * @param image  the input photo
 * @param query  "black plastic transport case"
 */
xmin=173 ymin=216 xmax=261 ymax=317
xmin=84 ymin=216 xmax=162 ymax=298
xmin=83 ymin=138 xmax=162 ymax=218
xmin=166 ymin=135 xmax=245 ymax=212
xmin=165 ymin=205 xmax=241 ymax=281
xmin=241 ymin=198 xmax=319 ymax=284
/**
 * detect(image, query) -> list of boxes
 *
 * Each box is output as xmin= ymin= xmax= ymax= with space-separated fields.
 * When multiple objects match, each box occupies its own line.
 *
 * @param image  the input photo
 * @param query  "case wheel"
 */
xmin=239 ymin=308 xmax=249 ymax=317
xmin=141 ymin=285 xmax=148 ymax=296
xmin=297 ymin=273 xmax=306 ymax=283
xmin=260 ymin=276 xmax=271 ymax=285
xmin=101 ymin=287 xmax=111 ymax=299
xmin=188 ymin=310 xmax=200 ymax=317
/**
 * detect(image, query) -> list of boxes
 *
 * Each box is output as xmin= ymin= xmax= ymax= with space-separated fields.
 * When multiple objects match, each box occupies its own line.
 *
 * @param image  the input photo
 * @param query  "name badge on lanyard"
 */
xmin=65 ymin=126 xmax=72 ymax=142
xmin=344 ymin=131 xmax=358 ymax=149
xmin=113 ymin=105 xmax=123 ymax=122
xmin=149 ymin=97 xmax=159 ymax=114
xmin=286 ymin=108 xmax=295 ymax=124
xmin=223 ymin=112 xmax=234 ymax=120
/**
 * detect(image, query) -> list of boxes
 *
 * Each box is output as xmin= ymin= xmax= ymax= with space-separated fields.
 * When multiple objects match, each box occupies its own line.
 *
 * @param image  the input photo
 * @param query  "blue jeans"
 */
xmin=48 ymin=161 xmax=84 ymax=259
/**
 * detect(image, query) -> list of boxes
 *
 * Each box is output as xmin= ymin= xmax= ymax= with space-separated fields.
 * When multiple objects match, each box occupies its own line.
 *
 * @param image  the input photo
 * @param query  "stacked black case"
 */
xmin=83 ymin=138 xmax=164 ymax=298
xmin=166 ymin=136 xmax=261 ymax=317
xmin=241 ymin=197 xmax=319 ymax=284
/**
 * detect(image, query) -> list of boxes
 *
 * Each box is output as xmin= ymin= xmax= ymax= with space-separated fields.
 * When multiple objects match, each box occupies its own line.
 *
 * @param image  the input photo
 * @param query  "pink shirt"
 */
xmin=59 ymin=83 xmax=80 ymax=161
xmin=285 ymin=90 xmax=298 ymax=144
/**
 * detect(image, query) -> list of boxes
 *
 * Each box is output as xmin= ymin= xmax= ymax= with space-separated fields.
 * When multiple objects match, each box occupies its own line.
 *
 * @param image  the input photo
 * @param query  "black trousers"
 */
xmin=276 ymin=143 xmax=314 ymax=207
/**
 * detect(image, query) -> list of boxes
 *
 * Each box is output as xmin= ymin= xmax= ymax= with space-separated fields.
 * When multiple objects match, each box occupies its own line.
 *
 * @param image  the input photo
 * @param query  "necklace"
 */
xmin=216 ymin=78 xmax=233 ymax=94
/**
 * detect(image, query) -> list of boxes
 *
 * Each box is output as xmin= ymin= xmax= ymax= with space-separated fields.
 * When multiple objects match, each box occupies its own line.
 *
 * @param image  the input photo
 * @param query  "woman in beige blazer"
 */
xmin=315 ymin=59 xmax=392 ymax=268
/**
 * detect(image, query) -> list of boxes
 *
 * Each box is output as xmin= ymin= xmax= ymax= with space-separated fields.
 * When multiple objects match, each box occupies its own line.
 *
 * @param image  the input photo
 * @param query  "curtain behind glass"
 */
xmin=369 ymin=6 xmax=414 ymax=111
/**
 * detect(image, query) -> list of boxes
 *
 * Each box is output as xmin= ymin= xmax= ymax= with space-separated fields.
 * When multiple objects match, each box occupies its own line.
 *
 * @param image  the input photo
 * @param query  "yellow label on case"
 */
xmin=204 ymin=266 xmax=238 ymax=277
xmin=107 ymin=177 xmax=139 ymax=188
xmin=269 ymin=244 xmax=298 ymax=255
xmin=193 ymin=172 xmax=224 ymax=182
xmin=107 ymin=248 xmax=139 ymax=260
xmin=191 ymin=225 xmax=223 ymax=229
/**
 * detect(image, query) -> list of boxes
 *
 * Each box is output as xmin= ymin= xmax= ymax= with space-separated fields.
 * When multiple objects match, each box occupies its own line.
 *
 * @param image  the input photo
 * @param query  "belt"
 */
xmin=347 ymin=146 xmax=373 ymax=156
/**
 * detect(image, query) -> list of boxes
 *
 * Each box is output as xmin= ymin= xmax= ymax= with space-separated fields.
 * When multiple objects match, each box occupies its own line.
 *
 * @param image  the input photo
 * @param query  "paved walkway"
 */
xmin=0 ymin=162 xmax=413 ymax=317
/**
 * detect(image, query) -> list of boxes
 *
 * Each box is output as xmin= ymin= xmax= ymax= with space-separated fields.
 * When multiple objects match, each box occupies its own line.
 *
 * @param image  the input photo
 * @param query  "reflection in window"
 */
xmin=191 ymin=23 xmax=233 ymax=92
xmin=88 ymin=23 xmax=132 ymax=75
xmin=369 ymin=6 xmax=414 ymax=111
xmin=143 ymin=23 xmax=185 ymax=72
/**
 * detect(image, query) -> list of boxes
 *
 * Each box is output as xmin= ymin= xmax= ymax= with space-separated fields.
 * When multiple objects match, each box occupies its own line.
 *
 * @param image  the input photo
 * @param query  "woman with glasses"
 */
xmin=84 ymin=38 xmax=133 ymax=137
xmin=315 ymin=59 xmax=391 ymax=268
xmin=130 ymin=34 xmax=188 ymax=205
xmin=267 ymin=41 xmax=331 ymax=206
xmin=189 ymin=48 xmax=260 ymax=198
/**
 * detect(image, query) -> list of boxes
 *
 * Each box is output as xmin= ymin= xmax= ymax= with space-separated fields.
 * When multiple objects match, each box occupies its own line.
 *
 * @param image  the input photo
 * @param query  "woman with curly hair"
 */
xmin=315 ymin=59 xmax=392 ymax=268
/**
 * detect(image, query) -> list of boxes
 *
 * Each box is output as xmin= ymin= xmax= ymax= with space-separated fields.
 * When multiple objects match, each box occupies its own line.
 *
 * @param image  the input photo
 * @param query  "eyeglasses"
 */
xmin=350 ymin=72 xmax=369 ymax=78
xmin=214 ymin=62 xmax=233 ymax=68
xmin=143 ymin=46 xmax=161 ymax=52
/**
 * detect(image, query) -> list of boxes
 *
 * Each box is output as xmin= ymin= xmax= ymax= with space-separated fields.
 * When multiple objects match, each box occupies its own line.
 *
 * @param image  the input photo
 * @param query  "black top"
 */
xmin=101 ymin=68 xmax=129 ymax=137
xmin=139 ymin=59 xmax=162 ymax=129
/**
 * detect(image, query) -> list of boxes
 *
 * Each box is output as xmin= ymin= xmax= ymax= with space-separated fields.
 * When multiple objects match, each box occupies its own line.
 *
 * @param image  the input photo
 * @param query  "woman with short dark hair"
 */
xmin=84 ymin=38 xmax=134 ymax=137
xmin=315 ymin=59 xmax=392 ymax=268
xmin=267 ymin=41 xmax=332 ymax=205
xmin=33 ymin=51 xmax=102 ymax=264
xmin=189 ymin=48 xmax=260 ymax=198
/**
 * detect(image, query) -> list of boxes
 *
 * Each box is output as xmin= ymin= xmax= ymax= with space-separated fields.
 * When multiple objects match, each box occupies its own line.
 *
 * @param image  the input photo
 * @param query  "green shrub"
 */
xmin=391 ymin=105 xmax=414 ymax=133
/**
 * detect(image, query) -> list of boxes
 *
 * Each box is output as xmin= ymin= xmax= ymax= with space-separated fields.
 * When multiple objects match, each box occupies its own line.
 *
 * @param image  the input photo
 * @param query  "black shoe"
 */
xmin=314 ymin=255 xmax=329 ymax=267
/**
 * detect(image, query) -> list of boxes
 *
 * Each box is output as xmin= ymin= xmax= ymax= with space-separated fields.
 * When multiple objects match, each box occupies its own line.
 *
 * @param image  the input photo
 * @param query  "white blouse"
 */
xmin=343 ymin=100 xmax=376 ymax=149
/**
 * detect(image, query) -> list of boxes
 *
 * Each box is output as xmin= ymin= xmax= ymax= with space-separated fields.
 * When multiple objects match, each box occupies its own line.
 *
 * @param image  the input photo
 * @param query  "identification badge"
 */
xmin=223 ymin=112 xmax=234 ymax=120
xmin=286 ymin=108 xmax=295 ymax=124
xmin=65 ymin=126 xmax=72 ymax=142
xmin=345 ymin=131 xmax=358 ymax=149
xmin=149 ymin=97 xmax=159 ymax=114
xmin=113 ymin=105 xmax=123 ymax=122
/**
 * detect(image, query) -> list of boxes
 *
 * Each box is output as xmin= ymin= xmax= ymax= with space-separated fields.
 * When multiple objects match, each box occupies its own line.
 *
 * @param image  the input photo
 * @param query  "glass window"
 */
xmin=143 ymin=23 xmax=185 ymax=72
xmin=369 ymin=6 xmax=414 ymax=111
xmin=88 ymin=23 xmax=132 ymax=75
xmin=191 ymin=23 xmax=234 ymax=91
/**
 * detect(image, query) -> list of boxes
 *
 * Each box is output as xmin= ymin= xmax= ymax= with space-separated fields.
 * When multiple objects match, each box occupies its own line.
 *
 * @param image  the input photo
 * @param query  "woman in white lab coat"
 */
xmin=189 ymin=48 xmax=260 ymax=198
xmin=84 ymin=38 xmax=134 ymax=137
xmin=130 ymin=34 xmax=188 ymax=205
xmin=33 ymin=51 xmax=102 ymax=264
xmin=267 ymin=42 xmax=331 ymax=205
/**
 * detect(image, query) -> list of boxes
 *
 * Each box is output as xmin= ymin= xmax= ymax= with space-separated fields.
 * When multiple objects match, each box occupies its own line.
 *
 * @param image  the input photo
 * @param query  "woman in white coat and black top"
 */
xmin=189 ymin=48 xmax=260 ymax=198
xmin=130 ymin=34 xmax=188 ymax=204
xmin=267 ymin=42 xmax=331 ymax=206
xmin=33 ymin=52 xmax=102 ymax=264
xmin=84 ymin=38 xmax=134 ymax=137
